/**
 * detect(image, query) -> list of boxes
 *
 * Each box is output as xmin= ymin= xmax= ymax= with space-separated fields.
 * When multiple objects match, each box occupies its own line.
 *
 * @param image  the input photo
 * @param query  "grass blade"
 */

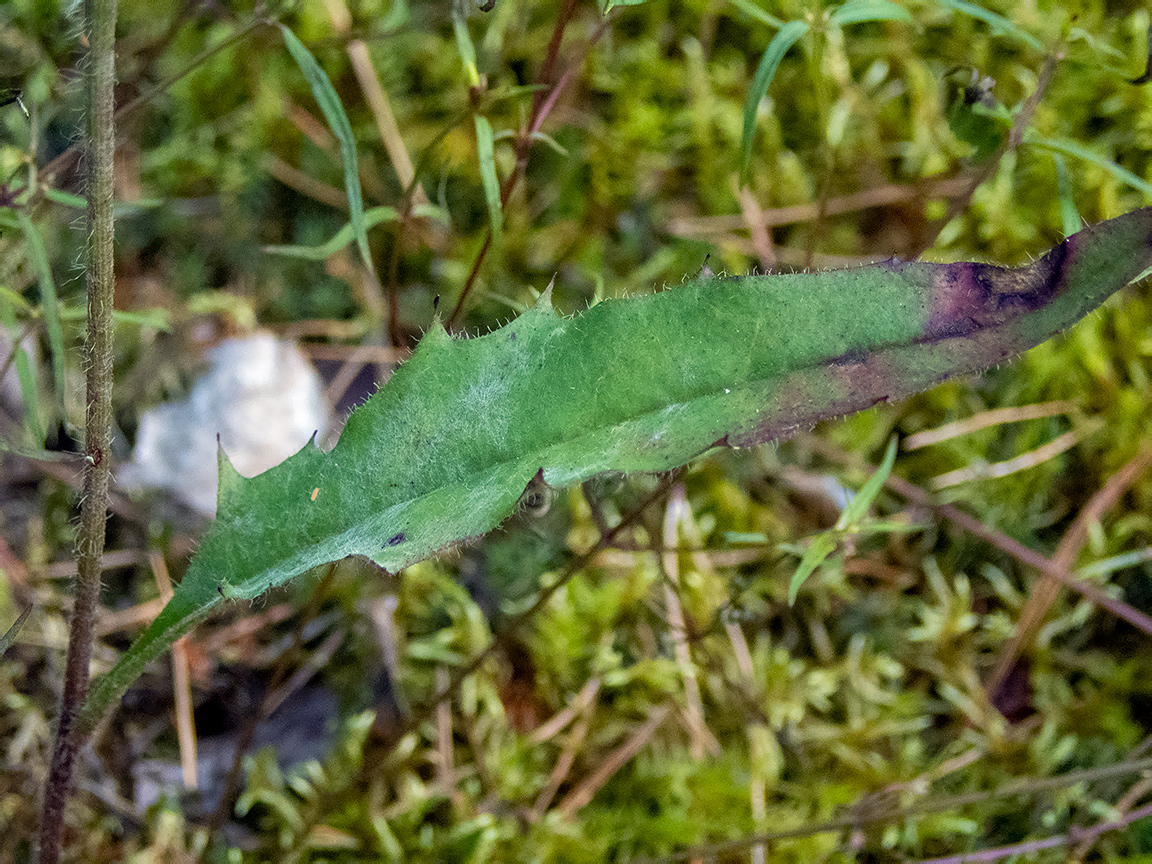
xmin=839 ymin=436 xmax=898 ymax=528
xmin=0 ymin=606 xmax=32 ymax=657
xmin=452 ymin=1 xmax=480 ymax=87
xmin=829 ymin=0 xmax=912 ymax=27
xmin=1027 ymin=131 xmax=1152 ymax=197
xmin=264 ymin=206 xmax=400 ymax=260
xmin=0 ymin=291 xmax=44 ymax=444
xmin=740 ymin=20 xmax=809 ymax=183
xmin=788 ymin=436 xmax=898 ymax=604
xmin=788 ymin=532 xmax=838 ymax=605
xmin=935 ymin=0 xmax=1043 ymax=51
xmin=15 ymin=212 xmax=65 ymax=434
xmin=726 ymin=0 xmax=785 ymax=29
xmin=279 ymin=25 xmax=373 ymax=273
xmin=475 ymin=115 xmax=503 ymax=240
xmin=44 ymin=189 xmax=87 ymax=209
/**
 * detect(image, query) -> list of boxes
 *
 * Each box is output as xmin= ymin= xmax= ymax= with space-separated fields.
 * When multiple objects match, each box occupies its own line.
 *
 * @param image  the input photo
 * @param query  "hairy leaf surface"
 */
xmin=83 ymin=208 xmax=1152 ymax=725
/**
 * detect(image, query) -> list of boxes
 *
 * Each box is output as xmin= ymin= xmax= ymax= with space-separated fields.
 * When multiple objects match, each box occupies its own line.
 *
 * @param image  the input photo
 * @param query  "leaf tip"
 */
xmin=423 ymin=316 xmax=451 ymax=344
xmin=536 ymin=278 xmax=556 ymax=314
xmin=216 ymin=438 xmax=243 ymax=513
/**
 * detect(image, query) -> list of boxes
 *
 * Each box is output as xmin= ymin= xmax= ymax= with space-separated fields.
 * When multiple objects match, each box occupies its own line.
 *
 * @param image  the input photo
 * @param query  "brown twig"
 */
xmin=529 ymin=678 xmax=600 ymax=820
xmin=807 ymin=437 xmax=1152 ymax=639
xmin=150 ymin=550 xmax=197 ymax=789
xmin=434 ymin=666 xmax=456 ymax=796
xmin=666 ymin=177 xmax=971 ymax=237
xmin=927 ymin=428 xmax=1082 ymax=489
xmin=733 ymin=179 xmax=777 ymax=272
xmin=557 ymin=704 xmax=671 ymax=819
xmin=985 ymin=447 xmax=1152 ymax=698
xmin=914 ymin=800 xmax=1152 ymax=863
xmin=903 ymin=400 xmax=1074 ymax=450
xmin=659 ymin=485 xmax=719 ymax=758
xmin=1070 ymin=772 xmax=1152 ymax=861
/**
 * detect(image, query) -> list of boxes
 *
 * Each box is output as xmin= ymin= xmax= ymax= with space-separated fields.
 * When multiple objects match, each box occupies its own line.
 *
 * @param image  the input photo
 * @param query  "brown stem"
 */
xmin=40 ymin=14 xmax=268 ymax=193
xmin=986 ymin=448 xmax=1152 ymax=698
xmin=37 ymin=0 xmax=118 ymax=860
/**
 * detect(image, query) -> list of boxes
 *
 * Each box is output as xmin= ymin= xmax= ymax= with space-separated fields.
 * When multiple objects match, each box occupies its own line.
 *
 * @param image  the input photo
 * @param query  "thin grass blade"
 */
xmin=474 ymin=115 xmax=503 ymax=240
xmin=280 ymin=25 xmax=373 ymax=273
xmin=740 ymin=20 xmax=809 ymax=183
xmin=16 ymin=212 xmax=66 ymax=433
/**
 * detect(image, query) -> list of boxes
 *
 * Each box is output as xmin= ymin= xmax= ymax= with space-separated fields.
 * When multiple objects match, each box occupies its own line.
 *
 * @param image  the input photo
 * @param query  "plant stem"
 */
xmin=37 ymin=0 xmax=118 ymax=860
xmin=447 ymin=0 xmax=596 ymax=330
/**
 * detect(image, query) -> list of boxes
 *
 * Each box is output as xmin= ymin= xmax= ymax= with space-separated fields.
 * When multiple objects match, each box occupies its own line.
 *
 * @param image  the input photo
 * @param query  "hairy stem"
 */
xmin=37 ymin=0 xmax=118 ymax=859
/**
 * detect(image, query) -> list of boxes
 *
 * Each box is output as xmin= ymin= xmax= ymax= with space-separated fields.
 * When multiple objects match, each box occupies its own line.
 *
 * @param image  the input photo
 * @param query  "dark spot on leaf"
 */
xmin=385 ymin=532 xmax=406 ymax=547
xmin=830 ymin=346 xmax=868 ymax=366
xmin=508 ymin=332 xmax=516 ymax=340
xmin=923 ymin=317 xmax=979 ymax=341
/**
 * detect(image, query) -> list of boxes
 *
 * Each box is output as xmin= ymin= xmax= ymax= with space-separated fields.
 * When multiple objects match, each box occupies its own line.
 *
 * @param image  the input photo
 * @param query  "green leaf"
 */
xmin=788 ymin=436 xmax=898 ymax=604
xmin=14 ymin=212 xmax=65 ymax=436
xmin=44 ymin=189 xmax=87 ymax=209
xmin=0 ymin=606 xmax=31 ymax=657
xmin=788 ymin=532 xmax=838 ymax=606
xmin=0 ymin=290 xmax=44 ymax=444
xmin=452 ymin=2 xmax=480 ymax=87
xmin=726 ymin=0 xmax=785 ymax=29
xmin=829 ymin=0 xmax=912 ymax=27
xmin=474 ymin=116 xmax=503 ymax=240
xmin=740 ymin=20 xmax=809 ymax=183
xmin=264 ymin=206 xmax=401 ymax=260
xmin=1026 ymin=132 xmax=1152 ymax=197
xmin=279 ymin=25 xmax=373 ymax=274
xmin=81 ymin=208 xmax=1152 ymax=729
xmin=934 ymin=0 xmax=1043 ymax=52
xmin=838 ymin=436 xmax=898 ymax=529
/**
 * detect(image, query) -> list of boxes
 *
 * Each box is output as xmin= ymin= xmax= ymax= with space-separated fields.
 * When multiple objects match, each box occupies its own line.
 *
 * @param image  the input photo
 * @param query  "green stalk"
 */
xmin=37 ymin=0 xmax=118 ymax=860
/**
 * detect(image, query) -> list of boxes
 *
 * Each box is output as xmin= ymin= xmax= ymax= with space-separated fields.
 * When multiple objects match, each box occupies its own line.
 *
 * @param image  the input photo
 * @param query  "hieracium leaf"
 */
xmin=82 ymin=208 xmax=1152 ymax=727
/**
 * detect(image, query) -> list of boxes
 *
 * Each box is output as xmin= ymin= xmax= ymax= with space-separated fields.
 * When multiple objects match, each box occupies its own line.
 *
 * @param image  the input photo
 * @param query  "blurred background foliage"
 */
xmin=2 ymin=0 xmax=1152 ymax=860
